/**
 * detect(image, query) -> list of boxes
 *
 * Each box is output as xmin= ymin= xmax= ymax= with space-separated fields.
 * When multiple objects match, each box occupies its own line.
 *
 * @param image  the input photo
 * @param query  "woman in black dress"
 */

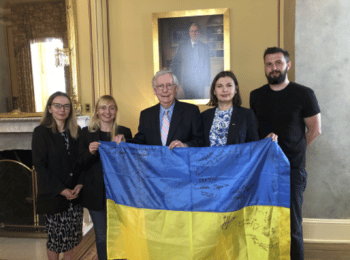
xmin=32 ymin=91 xmax=83 ymax=260
xmin=79 ymin=95 xmax=132 ymax=260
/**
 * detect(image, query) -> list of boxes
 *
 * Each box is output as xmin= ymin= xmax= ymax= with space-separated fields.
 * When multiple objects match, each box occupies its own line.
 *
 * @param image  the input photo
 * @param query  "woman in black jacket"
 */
xmin=79 ymin=95 xmax=132 ymax=260
xmin=32 ymin=91 xmax=83 ymax=260
xmin=201 ymin=71 xmax=260 ymax=146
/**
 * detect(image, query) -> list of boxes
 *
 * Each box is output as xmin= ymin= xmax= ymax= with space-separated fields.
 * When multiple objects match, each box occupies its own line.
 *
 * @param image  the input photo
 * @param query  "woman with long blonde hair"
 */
xmin=79 ymin=95 xmax=132 ymax=260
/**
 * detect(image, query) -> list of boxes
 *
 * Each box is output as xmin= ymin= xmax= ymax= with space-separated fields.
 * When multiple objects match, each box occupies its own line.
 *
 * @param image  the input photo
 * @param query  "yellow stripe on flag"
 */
xmin=107 ymin=199 xmax=290 ymax=260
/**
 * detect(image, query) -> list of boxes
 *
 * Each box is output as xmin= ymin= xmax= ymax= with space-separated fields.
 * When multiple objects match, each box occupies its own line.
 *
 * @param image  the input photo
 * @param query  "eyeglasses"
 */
xmin=155 ymin=84 xmax=176 ymax=91
xmin=52 ymin=103 xmax=71 ymax=110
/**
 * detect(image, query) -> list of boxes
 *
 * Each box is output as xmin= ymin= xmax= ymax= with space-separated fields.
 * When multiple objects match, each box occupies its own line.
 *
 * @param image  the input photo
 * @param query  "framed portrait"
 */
xmin=152 ymin=8 xmax=230 ymax=104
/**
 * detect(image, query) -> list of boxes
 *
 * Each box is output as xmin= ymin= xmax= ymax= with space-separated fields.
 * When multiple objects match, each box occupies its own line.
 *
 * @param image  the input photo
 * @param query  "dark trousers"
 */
xmin=89 ymin=206 xmax=107 ymax=260
xmin=290 ymin=167 xmax=307 ymax=260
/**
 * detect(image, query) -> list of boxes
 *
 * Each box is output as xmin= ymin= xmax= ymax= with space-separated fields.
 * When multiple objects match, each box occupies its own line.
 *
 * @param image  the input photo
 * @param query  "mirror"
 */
xmin=0 ymin=0 xmax=80 ymax=118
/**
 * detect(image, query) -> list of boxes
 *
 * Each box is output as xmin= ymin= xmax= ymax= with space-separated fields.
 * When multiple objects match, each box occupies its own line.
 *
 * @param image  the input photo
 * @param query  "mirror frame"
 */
xmin=0 ymin=0 xmax=80 ymax=118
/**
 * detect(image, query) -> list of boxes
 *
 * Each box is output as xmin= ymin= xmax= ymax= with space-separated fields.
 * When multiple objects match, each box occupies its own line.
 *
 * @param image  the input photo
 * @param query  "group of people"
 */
xmin=32 ymin=46 xmax=321 ymax=260
xmin=32 ymin=93 xmax=130 ymax=260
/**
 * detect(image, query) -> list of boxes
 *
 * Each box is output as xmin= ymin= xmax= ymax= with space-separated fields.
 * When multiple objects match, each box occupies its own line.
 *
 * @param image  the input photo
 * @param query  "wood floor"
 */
xmin=76 ymin=236 xmax=350 ymax=260
xmin=305 ymin=242 xmax=350 ymax=260
xmin=74 ymin=228 xmax=98 ymax=260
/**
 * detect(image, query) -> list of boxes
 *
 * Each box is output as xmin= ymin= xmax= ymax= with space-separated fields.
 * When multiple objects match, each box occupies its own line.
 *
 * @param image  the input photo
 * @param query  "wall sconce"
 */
xmin=55 ymin=48 xmax=70 ymax=67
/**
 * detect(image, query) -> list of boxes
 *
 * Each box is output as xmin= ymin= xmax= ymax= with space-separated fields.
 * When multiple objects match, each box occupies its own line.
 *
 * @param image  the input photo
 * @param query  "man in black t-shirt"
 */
xmin=250 ymin=47 xmax=321 ymax=260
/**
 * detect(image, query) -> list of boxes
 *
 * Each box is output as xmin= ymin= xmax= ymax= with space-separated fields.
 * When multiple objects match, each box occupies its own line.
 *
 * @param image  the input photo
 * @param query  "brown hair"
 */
xmin=40 ymin=91 xmax=78 ymax=138
xmin=207 ymin=71 xmax=242 ymax=107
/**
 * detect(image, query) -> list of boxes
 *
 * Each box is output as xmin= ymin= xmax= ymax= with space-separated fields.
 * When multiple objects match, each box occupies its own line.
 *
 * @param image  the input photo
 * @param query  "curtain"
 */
xmin=16 ymin=43 xmax=35 ymax=112
xmin=7 ymin=0 xmax=67 ymax=112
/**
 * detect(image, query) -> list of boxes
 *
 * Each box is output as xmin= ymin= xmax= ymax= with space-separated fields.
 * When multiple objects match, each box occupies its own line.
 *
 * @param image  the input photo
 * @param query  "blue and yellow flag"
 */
xmin=99 ymin=138 xmax=290 ymax=260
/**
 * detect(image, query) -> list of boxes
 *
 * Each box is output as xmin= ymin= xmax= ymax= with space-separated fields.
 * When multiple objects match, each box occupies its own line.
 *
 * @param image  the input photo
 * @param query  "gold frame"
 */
xmin=0 ymin=0 xmax=80 ymax=118
xmin=152 ymin=8 xmax=230 ymax=105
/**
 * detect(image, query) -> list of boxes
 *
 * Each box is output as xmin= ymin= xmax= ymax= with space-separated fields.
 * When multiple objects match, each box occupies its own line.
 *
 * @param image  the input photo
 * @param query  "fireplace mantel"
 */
xmin=0 ymin=116 xmax=89 ymax=151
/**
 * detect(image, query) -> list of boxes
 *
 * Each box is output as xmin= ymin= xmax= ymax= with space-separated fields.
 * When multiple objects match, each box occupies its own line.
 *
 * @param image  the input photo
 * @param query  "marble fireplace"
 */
xmin=0 ymin=116 xmax=92 ymax=237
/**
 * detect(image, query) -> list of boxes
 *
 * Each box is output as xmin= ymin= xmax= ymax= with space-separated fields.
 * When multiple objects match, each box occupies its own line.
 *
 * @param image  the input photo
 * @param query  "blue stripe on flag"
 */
xmin=99 ymin=138 xmax=290 ymax=213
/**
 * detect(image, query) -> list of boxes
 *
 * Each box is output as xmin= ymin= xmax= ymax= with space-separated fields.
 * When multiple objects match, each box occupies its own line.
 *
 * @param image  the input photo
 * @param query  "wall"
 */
xmin=296 ymin=0 xmax=350 ymax=219
xmin=106 ymin=0 xmax=281 ymax=134
xmin=76 ymin=0 xmax=94 ymax=117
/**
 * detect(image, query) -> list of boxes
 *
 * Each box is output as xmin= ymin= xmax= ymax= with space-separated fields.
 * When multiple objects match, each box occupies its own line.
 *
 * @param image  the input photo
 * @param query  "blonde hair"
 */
xmin=40 ymin=91 xmax=78 ymax=139
xmin=88 ymin=95 xmax=118 ymax=140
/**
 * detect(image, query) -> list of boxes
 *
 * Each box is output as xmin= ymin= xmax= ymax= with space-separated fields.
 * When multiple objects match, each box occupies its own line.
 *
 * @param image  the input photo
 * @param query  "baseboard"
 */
xmin=303 ymin=218 xmax=350 ymax=243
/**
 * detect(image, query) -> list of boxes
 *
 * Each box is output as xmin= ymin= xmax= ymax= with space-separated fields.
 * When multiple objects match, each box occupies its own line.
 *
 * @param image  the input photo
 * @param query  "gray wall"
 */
xmin=296 ymin=0 xmax=350 ymax=219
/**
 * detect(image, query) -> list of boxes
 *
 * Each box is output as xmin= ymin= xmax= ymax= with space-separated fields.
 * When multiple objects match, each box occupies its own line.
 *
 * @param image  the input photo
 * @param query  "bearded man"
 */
xmin=250 ymin=47 xmax=321 ymax=260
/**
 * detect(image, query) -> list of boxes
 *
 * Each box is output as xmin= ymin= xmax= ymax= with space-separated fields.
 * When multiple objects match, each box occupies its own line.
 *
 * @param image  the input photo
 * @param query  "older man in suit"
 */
xmin=115 ymin=69 xmax=203 ymax=149
xmin=170 ymin=23 xmax=211 ymax=99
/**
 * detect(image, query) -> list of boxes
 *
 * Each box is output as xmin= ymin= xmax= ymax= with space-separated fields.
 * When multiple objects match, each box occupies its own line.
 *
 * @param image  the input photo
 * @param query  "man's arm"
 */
xmin=304 ymin=113 xmax=321 ymax=147
xmin=170 ymin=43 xmax=183 ymax=79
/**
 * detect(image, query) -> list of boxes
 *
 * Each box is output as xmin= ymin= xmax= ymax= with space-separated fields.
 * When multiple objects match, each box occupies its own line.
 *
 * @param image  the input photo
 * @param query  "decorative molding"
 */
xmin=303 ymin=218 xmax=350 ymax=243
xmin=66 ymin=0 xmax=82 ymax=114
xmin=278 ymin=0 xmax=284 ymax=48
xmin=0 ymin=116 xmax=89 ymax=150
xmin=89 ymin=0 xmax=111 ymax=105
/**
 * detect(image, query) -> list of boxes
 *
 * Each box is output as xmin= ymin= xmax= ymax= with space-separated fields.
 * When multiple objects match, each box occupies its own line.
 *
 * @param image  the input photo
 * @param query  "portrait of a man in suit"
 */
xmin=170 ymin=23 xmax=211 ymax=99
xmin=155 ymin=11 xmax=228 ymax=101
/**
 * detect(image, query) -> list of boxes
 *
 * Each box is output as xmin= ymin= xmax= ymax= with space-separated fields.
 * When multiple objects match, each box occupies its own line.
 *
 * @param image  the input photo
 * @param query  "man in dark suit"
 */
xmin=116 ymin=69 xmax=203 ymax=149
xmin=170 ymin=23 xmax=211 ymax=99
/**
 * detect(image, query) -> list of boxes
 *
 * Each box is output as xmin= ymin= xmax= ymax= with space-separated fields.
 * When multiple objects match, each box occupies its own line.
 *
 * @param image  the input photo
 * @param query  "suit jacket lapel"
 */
xmin=68 ymin=131 xmax=78 ymax=168
xmin=204 ymin=108 xmax=216 ymax=146
xmin=91 ymin=129 xmax=101 ymax=142
xmin=167 ymin=100 xmax=182 ymax=145
xmin=153 ymin=104 xmax=162 ymax=146
xmin=227 ymin=107 xmax=239 ymax=145
xmin=51 ymin=130 xmax=71 ymax=165
xmin=52 ymin=130 xmax=68 ymax=153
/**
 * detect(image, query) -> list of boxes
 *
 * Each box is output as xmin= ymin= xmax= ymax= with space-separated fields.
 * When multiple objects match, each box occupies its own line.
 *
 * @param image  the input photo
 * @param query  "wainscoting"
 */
xmin=305 ymin=242 xmax=350 ymax=260
xmin=304 ymin=218 xmax=350 ymax=259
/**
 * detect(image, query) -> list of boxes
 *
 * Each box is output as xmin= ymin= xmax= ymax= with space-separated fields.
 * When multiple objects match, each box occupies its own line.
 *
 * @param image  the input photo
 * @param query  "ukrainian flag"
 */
xmin=99 ymin=138 xmax=290 ymax=260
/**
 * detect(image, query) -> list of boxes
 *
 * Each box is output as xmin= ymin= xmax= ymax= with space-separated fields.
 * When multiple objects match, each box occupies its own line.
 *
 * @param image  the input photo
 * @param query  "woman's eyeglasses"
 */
xmin=52 ymin=103 xmax=71 ymax=110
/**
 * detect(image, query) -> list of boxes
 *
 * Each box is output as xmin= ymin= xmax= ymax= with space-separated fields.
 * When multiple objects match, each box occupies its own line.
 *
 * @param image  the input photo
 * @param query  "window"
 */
xmin=30 ymin=38 xmax=66 ymax=112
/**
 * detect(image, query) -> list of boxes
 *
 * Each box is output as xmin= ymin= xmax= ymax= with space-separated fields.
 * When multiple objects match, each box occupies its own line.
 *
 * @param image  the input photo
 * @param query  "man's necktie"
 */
xmin=161 ymin=110 xmax=170 ymax=146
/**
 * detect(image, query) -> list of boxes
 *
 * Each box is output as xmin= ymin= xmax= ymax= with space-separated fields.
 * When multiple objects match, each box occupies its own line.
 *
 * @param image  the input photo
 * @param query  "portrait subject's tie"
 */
xmin=161 ymin=110 xmax=170 ymax=146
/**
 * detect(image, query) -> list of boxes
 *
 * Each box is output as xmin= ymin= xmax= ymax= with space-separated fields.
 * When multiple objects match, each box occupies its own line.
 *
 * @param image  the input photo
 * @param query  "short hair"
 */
xmin=207 ymin=71 xmax=242 ymax=107
xmin=189 ymin=22 xmax=200 ymax=31
xmin=152 ymin=69 xmax=179 ymax=88
xmin=88 ymin=95 xmax=119 ymax=140
xmin=263 ymin=47 xmax=290 ymax=63
xmin=40 ymin=91 xmax=78 ymax=139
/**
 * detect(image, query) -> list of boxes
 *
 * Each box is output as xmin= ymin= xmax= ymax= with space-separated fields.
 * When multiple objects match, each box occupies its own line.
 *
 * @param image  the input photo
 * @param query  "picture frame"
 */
xmin=152 ymin=8 xmax=230 ymax=104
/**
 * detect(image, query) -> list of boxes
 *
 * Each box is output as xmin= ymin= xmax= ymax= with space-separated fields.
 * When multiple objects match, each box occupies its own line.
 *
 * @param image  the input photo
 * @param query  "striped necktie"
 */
xmin=161 ymin=110 xmax=170 ymax=146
